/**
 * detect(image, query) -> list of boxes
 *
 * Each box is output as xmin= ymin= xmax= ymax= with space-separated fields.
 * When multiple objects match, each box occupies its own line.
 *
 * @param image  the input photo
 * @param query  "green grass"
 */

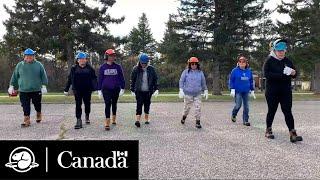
xmin=0 ymin=93 xmax=319 ymax=104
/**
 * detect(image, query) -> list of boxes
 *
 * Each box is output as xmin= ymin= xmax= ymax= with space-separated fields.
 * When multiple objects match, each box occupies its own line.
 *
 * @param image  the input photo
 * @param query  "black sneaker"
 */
xmin=135 ymin=121 xmax=141 ymax=128
xmin=181 ymin=115 xmax=187 ymax=124
xmin=231 ymin=116 xmax=236 ymax=122
xmin=145 ymin=121 xmax=150 ymax=124
xmin=243 ymin=122 xmax=250 ymax=126
xmin=196 ymin=120 xmax=202 ymax=129
xmin=265 ymin=127 xmax=275 ymax=139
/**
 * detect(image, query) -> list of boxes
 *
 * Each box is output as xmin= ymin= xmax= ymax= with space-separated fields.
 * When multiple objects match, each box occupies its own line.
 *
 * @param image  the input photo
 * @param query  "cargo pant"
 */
xmin=183 ymin=95 xmax=201 ymax=120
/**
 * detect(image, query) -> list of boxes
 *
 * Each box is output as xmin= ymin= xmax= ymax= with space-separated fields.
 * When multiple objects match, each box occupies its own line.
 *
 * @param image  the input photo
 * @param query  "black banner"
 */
xmin=0 ymin=140 xmax=139 ymax=179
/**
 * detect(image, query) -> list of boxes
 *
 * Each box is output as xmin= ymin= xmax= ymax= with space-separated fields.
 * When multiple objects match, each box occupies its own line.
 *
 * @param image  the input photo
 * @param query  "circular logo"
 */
xmin=5 ymin=147 xmax=39 ymax=173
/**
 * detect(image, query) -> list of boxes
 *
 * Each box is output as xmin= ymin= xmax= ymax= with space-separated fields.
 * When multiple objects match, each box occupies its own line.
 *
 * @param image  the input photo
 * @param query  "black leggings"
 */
xmin=103 ymin=89 xmax=120 ymax=119
xmin=135 ymin=91 xmax=152 ymax=115
xmin=19 ymin=91 xmax=42 ymax=116
xmin=74 ymin=90 xmax=92 ymax=119
xmin=265 ymin=89 xmax=295 ymax=131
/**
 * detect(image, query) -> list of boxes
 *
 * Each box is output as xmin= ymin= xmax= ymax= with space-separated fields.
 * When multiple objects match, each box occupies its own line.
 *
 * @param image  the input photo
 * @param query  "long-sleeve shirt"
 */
xmin=229 ymin=67 xmax=254 ymax=93
xmin=98 ymin=62 xmax=125 ymax=90
xmin=179 ymin=69 xmax=208 ymax=96
xmin=10 ymin=60 xmax=48 ymax=92
xmin=64 ymin=64 xmax=97 ymax=92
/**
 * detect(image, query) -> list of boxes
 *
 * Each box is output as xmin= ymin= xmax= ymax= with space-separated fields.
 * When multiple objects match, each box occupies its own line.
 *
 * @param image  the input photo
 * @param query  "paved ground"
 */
xmin=0 ymin=101 xmax=319 ymax=179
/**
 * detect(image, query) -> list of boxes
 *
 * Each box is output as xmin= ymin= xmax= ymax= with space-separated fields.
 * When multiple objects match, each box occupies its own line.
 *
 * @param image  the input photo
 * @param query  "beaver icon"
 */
xmin=5 ymin=147 xmax=39 ymax=173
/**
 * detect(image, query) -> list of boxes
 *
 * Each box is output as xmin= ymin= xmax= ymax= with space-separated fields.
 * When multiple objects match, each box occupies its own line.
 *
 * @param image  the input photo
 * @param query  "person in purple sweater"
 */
xmin=98 ymin=49 xmax=125 ymax=131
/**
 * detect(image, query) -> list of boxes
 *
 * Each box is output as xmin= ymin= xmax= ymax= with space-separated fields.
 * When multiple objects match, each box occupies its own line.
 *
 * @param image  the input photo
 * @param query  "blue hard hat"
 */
xmin=76 ymin=52 xmax=87 ymax=60
xmin=138 ymin=53 xmax=149 ymax=63
xmin=24 ymin=48 xmax=35 ymax=55
xmin=273 ymin=39 xmax=287 ymax=51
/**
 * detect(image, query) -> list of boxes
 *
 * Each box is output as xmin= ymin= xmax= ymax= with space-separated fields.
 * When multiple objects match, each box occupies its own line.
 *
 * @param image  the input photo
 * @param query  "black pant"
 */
xmin=19 ymin=91 xmax=42 ymax=116
xmin=102 ymin=88 xmax=120 ymax=119
xmin=135 ymin=91 xmax=152 ymax=115
xmin=265 ymin=89 xmax=295 ymax=131
xmin=74 ymin=90 xmax=92 ymax=119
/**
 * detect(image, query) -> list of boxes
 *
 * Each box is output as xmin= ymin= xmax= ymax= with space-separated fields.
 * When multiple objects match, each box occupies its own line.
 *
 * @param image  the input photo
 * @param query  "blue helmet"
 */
xmin=24 ymin=48 xmax=35 ymax=56
xmin=273 ymin=39 xmax=287 ymax=51
xmin=138 ymin=53 xmax=149 ymax=63
xmin=76 ymin=52 xmax=87 ymax=60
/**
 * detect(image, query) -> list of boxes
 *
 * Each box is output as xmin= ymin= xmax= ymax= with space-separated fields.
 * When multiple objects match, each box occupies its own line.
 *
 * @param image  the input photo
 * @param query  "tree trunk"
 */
xmin=314 ymin=62 xmax=320 ymax=94
xmin=212 ymin=60 xmax=222 ymax=95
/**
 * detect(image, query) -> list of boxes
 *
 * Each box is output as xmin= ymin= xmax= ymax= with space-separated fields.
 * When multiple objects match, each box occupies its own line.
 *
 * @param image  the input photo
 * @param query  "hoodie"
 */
xmin=229 ymin=66 xmax=254 ymax=93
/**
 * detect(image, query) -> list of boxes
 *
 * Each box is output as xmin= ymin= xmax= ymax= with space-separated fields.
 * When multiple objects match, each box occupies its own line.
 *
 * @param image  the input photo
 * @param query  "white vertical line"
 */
xmin=46 ymin=147 xmax=48 ymax=173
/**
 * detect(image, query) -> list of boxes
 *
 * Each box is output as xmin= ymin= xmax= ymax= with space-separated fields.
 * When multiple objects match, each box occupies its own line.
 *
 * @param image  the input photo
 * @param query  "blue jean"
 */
xmin=232 ymin=92 xmax=249 ymax=123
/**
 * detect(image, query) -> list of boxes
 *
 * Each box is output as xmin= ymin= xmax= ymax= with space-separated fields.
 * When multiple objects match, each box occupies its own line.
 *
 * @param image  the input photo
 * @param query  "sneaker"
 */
xmin=289 ymin=129 xmax=303 ymax=143
xmin=243 ymin=122 xmax=251 ymax=126
xmin=231 ymin=116 xmax=236 ymax=122
xmin=74 ymin=118 xmax=82 ymax=129
xmin=181 ymin=115 xmax=187 ymax=124
xmin=135 ymin=121 xmax=141 ymax=128
xmin=265 ymin=127 xmax=275 ymax=139
xmin=85 ymin=115 xmax=90 ymax=124
xmin=36 ymin=112 xmax=42 ymax=123
xmin=196 ymin=120 xmax=202 ymax=129
xmin=145 ymin=121 xmax=150 ymax=124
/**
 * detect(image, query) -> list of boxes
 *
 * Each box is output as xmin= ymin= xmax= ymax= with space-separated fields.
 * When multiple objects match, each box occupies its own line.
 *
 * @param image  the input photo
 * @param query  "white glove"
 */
xmin=178 ymin=88 xmax=184 ymax=99
xmin=63 ymin=91 xmax=69 ymax=96
xmin=283 ymin=66 xmax=293 ymax=76
xmin=8 ymin=85 xmax=14 ymax=95
xmin=119 ymin=89 xmax=125 ymax=96
xmin=41 ymin=85 xmax=48 ymax=94
xmin=230 ymin=89 xmax=235 ymax=97
xmin=250 ymin=91 xmax=256 ymax=99
xmin=203 ymin=90 xmax=208 ymax=100
xmin=131 ymin=91 xmax=135 ymax=96
xmin=153 ymin=90 xmax=159 ymax=97
xmin=98 ymin=90 xmax=103 ymax=99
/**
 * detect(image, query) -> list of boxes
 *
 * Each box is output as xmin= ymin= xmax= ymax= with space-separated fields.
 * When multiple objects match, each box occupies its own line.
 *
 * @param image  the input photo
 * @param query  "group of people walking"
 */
xmin=7 ymin=38 xmax=303 ymax=143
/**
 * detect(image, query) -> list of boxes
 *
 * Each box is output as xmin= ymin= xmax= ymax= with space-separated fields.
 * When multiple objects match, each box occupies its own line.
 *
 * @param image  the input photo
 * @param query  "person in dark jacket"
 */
xmin=64 ymin=52 xmax=97 ymax=129
xmin=229 ymin=55 xmax=255 ymax=126
xmin=130 ymin=53 xmax=159 ymax=127
xmin=263 ymin=39 xmax=303 ymax=143
xmin=98 ymin=49 xmax=125 ymax=131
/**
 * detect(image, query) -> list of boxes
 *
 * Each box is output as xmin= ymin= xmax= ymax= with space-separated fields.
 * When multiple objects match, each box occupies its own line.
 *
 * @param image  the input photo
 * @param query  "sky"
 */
xmin=0 ymin=0 xmax=289 ymax=42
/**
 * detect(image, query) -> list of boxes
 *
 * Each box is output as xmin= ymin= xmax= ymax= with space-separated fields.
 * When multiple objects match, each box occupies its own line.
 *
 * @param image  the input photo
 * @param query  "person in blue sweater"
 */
xmin=179 ymin=57 xmax=208 ymax=129
xmin=229 ymin=55 xmax=255 ymax=126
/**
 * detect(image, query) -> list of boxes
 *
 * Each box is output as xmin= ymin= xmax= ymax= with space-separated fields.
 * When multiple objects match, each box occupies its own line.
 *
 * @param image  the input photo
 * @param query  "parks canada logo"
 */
xmin=5 ymin=147 xmax=39 ymax=173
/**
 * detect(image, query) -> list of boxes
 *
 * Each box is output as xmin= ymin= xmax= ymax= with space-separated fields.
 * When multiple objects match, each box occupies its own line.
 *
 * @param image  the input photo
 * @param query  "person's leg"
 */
xmin=194 ymin=95 xmax=202 ymax=128
xmin=19 ymin=92 xmax=31 ymax=127
xmin=103 ymin=90 xmax=112 ymax=130
xmin=231 ymin=93 xmax=242 ymax=122
xmin=31 ymin=91 xmax=42 ymax=123
xmin=265 ymin=90 xmax=280 ymax=138
xmin=73 ymin=91 xmax=83 ymax=129
xmin=242 ymin=92 xmax=250 ymax=125
xmin=135 ymin=91 xmax=143 ymax=127
xmin=143 ymin=92 xmax=152 ymax=123
xmin=111 ymin=89 xmax=120 ymax=124
xmin=181 ymin=95 xmax=193 ymax=124
xmin=83 ymin=91 xmax=92 ymax=124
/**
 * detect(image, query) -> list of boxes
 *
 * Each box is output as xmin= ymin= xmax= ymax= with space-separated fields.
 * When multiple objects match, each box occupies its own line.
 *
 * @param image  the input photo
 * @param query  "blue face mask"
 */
xmin=274 ymin=42 xmax=287 ymax=51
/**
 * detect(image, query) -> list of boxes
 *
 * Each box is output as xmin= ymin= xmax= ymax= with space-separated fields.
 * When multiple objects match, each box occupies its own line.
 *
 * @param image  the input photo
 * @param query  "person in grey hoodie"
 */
xmin=179 ymin=57 xmax=208 ymax=129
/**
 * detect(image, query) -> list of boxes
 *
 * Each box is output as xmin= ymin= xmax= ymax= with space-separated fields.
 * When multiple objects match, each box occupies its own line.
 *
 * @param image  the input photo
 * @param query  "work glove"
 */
xmin=8 ymin=85 xmax=14 ymax=95
xmin=63 ymin=91 xmax=69 ymax=96
xmin=250 ymin=90 xmax=256 ymax=99
xmin=41 ymin=85 xmax=48 ymax=94
xmin=203 ymin=90 xmax=209 ymax=100
xmin=283 ymin=66 xmax=293 ymax=76
xmin=152 ymin=90 xmax=159 ymax=97
xmin=119 ymin=89 xmax=125 ymax=96
xmin=98 ymin=90 xmax=103 ymax=99
xmin=178 ymin=88 xmax=184 ymax=99
xmin=230 ymin=89 xmax=235 ymax=98
xmin=131 ymin=91 xmax=135 ymax=96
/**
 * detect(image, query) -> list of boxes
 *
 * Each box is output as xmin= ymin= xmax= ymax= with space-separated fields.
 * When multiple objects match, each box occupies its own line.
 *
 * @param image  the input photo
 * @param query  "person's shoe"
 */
xmin=36 ymin=112 xmax=42 ymax=123
xmin=145 ymin=121 xmax=150 ymax=124
xmin=231 ymin=115 xmax=236 ymax=122
xmin=85 ymin=114 xmax=90 ymax=124
xmin=111 ymin=115 xmax=116 ymax=125
xmin=21 ymin=116 xmax=31 ymax=127
xmin=196 ymin=120 xmax=202 ymax=129
xmin=74 ymin=118 xmax=82 ymax=129
xmin=105 ymin=118 xmax=110 ymax=131
xmin=181 ymin=115 xmax=187 ymax=124
xmin=135 ymin=121 xmax=141 ymax=128
xmin=289 ymin=129 xmax=303 ymax=143
xmin=243 ymin=122 xmax=251 ymax=126
xmin=145 ymin=114 xmax=149 ymax=124
xmin=265 ymin=127 xmax=275 ymax=139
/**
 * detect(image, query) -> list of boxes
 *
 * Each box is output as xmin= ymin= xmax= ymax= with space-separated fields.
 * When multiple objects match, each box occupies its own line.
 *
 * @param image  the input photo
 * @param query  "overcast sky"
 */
xmin=0 ymin=0 xmax=289 ymax=42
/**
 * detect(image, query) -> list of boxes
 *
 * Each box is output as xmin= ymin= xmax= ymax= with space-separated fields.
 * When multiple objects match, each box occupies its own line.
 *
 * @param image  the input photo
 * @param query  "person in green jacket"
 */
xmin=8 ymin=48 xmax=48 ymax=127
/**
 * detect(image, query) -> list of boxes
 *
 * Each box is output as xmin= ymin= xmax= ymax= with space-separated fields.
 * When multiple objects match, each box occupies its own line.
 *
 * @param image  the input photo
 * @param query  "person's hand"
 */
xmin=178 ymin=88 xmax=184 ymax=99
xmin=8 ymin=85 xmax=14 ymax=95
xmin=230 ymin=89 xmax=235 ymax=97
xmin=63 ymin=91 xmax=69 ymax=96
xmin=98 ymin=90 xmax=103 ymax=99
xmin=203 ymin=90 xmax=208 ymax=100
xmin=131 ymin=91 xmax=135 ymax=96
xmin=290 ymin=69 xmax=296 ymax=76
xmin=41 ymin=85 xmax=48 ymax=94
xmin=119 ymin=89 xmax=125 ymax=96
xmin=250 ymin=91 xmax=256 ymax=99
xmin=283 ymin=66 xmax=293 ymax=76
xmin=153 ymin=90 xmax=159 ymax=97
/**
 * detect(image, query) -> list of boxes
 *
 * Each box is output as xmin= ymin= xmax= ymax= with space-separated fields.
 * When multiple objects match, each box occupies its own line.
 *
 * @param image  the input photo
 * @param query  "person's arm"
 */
xmin=179 ymin=70 xmax=186 ymax=89
xmin=40 ymin=63 xmax=48 ymax=86
xmin=249 ymin=71 xmax=254 ymax=91
xmin=91 ymin=67 xmax=98 ymax=91
xmin=153 ymin=67 xmax=159 ymax=91
xmin=130 ymin=67 xmax=137 ymax=92
xmin=97 ymin=65 xmax=104 ymax=90
xmin=263 ymin=58 xmax=286 ymax=80
xmin=229 ymin=69 xmax=236 ymax=90
xmin=201 ymin=71 xmax=208 ymax=91
xmin=289 ymin=60 xmax=298 ymax=79
xmin=10 ymin=63 xmax=20 ymax=89
xmin=118 ymin=65 xmax=125 ymax=89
